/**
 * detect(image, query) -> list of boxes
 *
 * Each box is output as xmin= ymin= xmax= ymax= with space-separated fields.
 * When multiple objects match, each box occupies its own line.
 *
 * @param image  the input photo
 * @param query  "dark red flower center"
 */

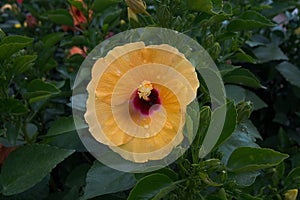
xmin=132 ymin=88 xmax=161 ymax=116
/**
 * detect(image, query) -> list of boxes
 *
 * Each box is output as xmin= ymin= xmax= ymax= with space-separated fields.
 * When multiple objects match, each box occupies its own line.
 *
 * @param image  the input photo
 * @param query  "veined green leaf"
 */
xmin=285 ymin=167 xmax=300 ymax=189
xmin=187 ymin=0 xmax=222 ymax=14
xmin=23 ymin=79 xmax=60 ymax=104
xmin=93 ymin=0 xmax=122 ymax=13
xmin=48 ymin=9 xmax=73 ymax=26
xmin=0 ymin=36 xmax=33 ymax=61
xmin=222 ymin=68 xmax=265 ymax=89
xmin=225 ymin=85 xmax=267 ymax=110
xmin=228 ymin=11 xmax=274 ymax=31
xmin=1 ymin=144 xmax=74 ymax=195
xmin=127 ymin=173 xmax=175 ymax=200
xmin=214 ymin=101 xmax=237 ymax=148
xmin=0 ymin=98 xmax=27 ymax=115
xmin=83 ymin=161 xmax=136 ymax=199
xmin=42 ymin=33 xmax=65 ymax=48
xmin=13 ymin=55 xmax=37 ymax=74
xmin=253 ymin=44 xmax=288 ymax=63
xmin=227 ymin=147 xmax=289 ymax=172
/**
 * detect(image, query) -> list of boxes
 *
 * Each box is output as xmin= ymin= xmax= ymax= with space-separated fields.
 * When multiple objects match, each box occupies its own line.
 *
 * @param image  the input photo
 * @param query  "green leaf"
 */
xmin=199 ymin=101 xmax=236 ymax=158
xmin=48 ymin=9 xmax=74 ymax=26
xmin=152 ymin=183 xmax=178 ymax=200
xmin=100 ymin=8 xmax=122 ymax=27
xmin=46 ymin=116 xmax=86 ymax=137
xmin=207 ymin=188 xmax=228 ymax=200
xmin=43 ymin=116 xmax=87 ymax=151
xmin=233 ymin=50 xmax=256 ymax=64
xmin=199 ymin=104 xmax=227 ymax=158
xmin=207 ymin=14 xmax=231 ymax=26
xmin=46 ymin=131 xmax=86 ymax=151
xmin=0 ymin=98 xmax=27 ymax=115
xmin=134 ymin=167 xmax=178 ymax=182
xmin=26 ymin=79 xmax=60 ymax=94
xmin=62 ymin=186 xmax=80 ymax=200
xmin=240 ymin=11 xmax=274 ymax=25
xmin=187 ymin=0 xmax=213 ymax=13
xmin=42 ymin=33 xmax=65 ymax=48
xmin=1 ymin=176 xmax=50 ymax=200
xmin=127 ymin=173 xmax=174 ymax=200
xmin=65 ymin=164 xmax=90 ymax=188
xmin=285 ymin=167 xmax=300 ymax=189
xmin=211 ymin=0 xmax=223 ymax=13
xmin=93 ymin=0 xmax=122 ymax=13
xmin=0 ymin=36 xmax=33 ymax=61
xmin=227 ymin=147 xmax=289 ymax=172
xmin=225 ymin=85 xmax=267 ymax=110
xmin=83 ymin=161 xmax=136 ymax=199
xmin=228 ymin=11 xmax=274 ymax=31
xmin=219 ymin=120 xmax=261 ymax=164
xmin=228 ymin=19 xmax=267 ymax=31
xmin=263 ymin=1 xmax=297 ymax=16
xmin=276 ymin=62 xmax=300 ymax=88
xmin=219 ymin=64 xmax=241 ymax=76
xmin=25 ymin=123 xmax=38 ymax=140
xmin=23 ymin=79 xmax=60 ymax=103
xmin=154 ymin=168 xmax=178 ymax=182
xmin=1 ymin=144 xmax=74 ymax=195
xmin=197 ymin=106 xmax=211 ymax=147
xmin=3 ymin=121 xmax=20 ymax=144
xmin=253 ymin=44 xmax=288 ymax=63
xmin=183 ymin=100 xmax=200 ymax=144
xmin=229 ymin=171 xmax=261 ymax=187
xmin=223 ymin=68 xmax=265 ymax=89
xmin=214 ymin=101 xmax=237 ymax=148
xmin=13 ymin=55 xmax=37 ymax=74
xmin=244 ymin=90 xmax=267 ymax=110
xmin=187 ymin=0 xmax=222 ymax=14
xmin=44 ymin=58 xmax=58 ymax=72
xmin=225 ymin=85 xmax=246 ymax=104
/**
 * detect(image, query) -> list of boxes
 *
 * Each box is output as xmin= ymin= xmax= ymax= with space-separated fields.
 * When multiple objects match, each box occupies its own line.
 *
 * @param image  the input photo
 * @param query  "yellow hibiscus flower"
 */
xmin=85 ymin=42 xmax=199 ymax=163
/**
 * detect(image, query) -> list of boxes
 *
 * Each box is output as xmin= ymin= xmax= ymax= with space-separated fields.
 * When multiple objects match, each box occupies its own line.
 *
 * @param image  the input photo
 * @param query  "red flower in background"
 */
xmin=105 ymin=31 xmax=114 ymax=39
xmin=26 ymin=13 xmax=38 ymax=28
xmin=17 ymin=0 xmax=23 ymax=4
xmin=0 ymin=144 xmax=17 ymax=166
xmin=69 ymin=0 xmax=93 ymax=29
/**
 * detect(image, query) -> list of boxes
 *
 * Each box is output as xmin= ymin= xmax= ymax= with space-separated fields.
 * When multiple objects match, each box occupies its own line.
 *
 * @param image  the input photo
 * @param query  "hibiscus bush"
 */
xmin=0 ymin=0 xmax=300 ymax=199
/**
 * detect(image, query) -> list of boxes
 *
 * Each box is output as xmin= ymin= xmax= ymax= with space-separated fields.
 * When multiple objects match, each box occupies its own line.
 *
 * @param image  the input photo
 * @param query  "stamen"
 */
xmin=138 ymin=80 xmax=153 ymax=101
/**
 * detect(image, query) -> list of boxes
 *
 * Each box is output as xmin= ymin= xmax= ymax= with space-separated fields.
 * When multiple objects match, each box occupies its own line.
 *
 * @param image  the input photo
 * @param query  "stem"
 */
xmin=178 ymin=159 xmax=190 ymax=176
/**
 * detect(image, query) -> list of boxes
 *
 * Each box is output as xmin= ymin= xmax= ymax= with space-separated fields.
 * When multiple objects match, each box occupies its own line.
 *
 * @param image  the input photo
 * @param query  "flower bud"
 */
xmin=125 ymin=0 xmax=149 ymax=15
xmin=284 ymin=189 xmax=298 ymax=200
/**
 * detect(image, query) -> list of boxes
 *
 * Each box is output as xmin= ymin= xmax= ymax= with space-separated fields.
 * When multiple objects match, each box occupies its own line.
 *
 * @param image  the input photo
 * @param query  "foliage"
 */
xmin=0 ymin=0 xmax=300 ymax=199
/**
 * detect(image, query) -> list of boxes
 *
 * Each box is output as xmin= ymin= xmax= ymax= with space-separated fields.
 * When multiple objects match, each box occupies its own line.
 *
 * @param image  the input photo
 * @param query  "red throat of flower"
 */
xmin=132 ymin=80 xmax=161 ymax=115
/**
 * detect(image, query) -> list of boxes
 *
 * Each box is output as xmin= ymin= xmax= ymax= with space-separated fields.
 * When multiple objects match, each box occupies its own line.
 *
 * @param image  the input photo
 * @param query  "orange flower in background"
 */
xmin=85 ymin=42 xmax=199 ymax=163
xmin=68 ymin=46 xmax=87 ymax=58
xmin=69 ymin=0 xmax=93 ymax=28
